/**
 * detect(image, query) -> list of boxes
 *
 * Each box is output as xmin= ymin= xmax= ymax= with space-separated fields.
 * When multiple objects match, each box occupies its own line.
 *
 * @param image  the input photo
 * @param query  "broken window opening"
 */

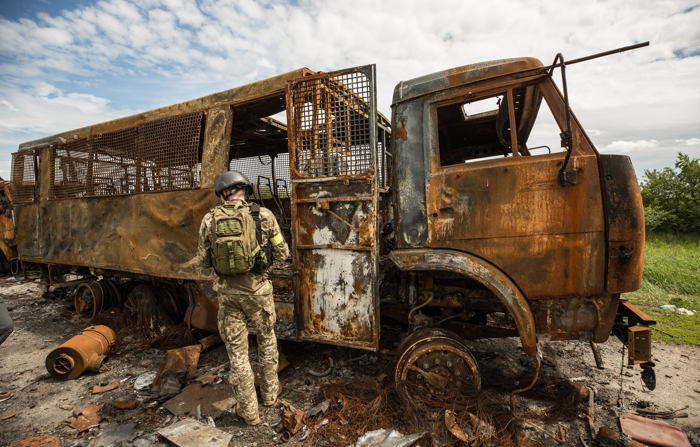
xmin=10 ymin=151 xmax=38 ymax=204
xmin=228 ymin=113 xmax=292 ymax=231
xmin=436 ymin=84 xmax=555 ymax=167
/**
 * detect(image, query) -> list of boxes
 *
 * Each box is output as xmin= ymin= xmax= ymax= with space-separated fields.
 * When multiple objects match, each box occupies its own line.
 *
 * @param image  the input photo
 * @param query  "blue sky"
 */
xmin=1 ymin=0 xmax=699 ymax=180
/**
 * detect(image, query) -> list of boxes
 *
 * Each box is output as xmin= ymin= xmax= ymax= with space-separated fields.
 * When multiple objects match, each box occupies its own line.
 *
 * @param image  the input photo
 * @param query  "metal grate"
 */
xmin=229 ymin=152 xmax=291 ymax=200
xmin=50 ymin=112 xmax=203 ymax=199
xmin=137 ymin=112 xmax=203 ymax=192
xmin=292 ymin=71 xmax=373 ymax=177
xmin=10 ymin=151 xmax=37 ymax=203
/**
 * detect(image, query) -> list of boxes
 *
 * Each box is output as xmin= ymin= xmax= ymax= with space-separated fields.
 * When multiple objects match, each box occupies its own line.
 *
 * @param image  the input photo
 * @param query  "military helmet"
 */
xmin=215 ymin=171 xmax=252 ymax=198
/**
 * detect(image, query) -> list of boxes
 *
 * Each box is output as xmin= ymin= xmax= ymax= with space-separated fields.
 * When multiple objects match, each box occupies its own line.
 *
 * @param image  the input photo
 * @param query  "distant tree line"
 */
xmin=640 ymin=152 xmax=699 ymax=234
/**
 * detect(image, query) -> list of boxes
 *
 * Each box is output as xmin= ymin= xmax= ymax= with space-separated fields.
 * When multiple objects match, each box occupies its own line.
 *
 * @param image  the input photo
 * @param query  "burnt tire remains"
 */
xmin=395 ymin=328 xmax=481 ymax=406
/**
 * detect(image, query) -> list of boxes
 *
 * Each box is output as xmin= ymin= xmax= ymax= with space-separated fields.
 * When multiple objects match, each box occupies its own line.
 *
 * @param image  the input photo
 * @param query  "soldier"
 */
xmin=196 ymin=171 xmax=290 ymax=426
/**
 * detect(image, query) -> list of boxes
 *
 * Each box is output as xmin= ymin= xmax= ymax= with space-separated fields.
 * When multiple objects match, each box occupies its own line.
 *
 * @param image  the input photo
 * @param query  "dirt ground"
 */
xmin=0 ymin=272 xmax=698 ymax=447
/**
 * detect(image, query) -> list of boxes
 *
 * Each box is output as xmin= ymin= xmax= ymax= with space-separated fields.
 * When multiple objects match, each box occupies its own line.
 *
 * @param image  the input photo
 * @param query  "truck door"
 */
xmin=286 ymin=65 xmax=380 ymax=350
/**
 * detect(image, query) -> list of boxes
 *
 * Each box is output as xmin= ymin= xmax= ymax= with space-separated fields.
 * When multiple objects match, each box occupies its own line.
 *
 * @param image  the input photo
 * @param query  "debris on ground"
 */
xmin=86 ymin=422 xmax=136 ymax=447
xmin=620 ymin=413 xmax=692 ymax=447
xmin=45 ymin=325 xmax=116 ymax=380
xmin=157 ymin=417 xmax=232 ymax=447
xmin=113 ymin=399 xmax=138 ymax=410
xmin=1 ymin=274 xmax=699 ymax=447
xmin=354 ymin=428 xmax=426 ymax=447
xmin=153 ymin=345 xmax=201 ymax=384
xmin=596 ymin=426 xmax=646 ymax=447
xmin=133 ymin=371 xmax=157 ymax=392
xmin=66 ymin=403 xmax=101 ymax=432
xmin=92 ymin=381 xmax=120 ymax=394
xmin=163 ymin=382 xmax=236 ymax=418
xmin=280 ymin=399 xmax=306 ymax=440
xmin=8 ymin=435 xmax=61 ymax=447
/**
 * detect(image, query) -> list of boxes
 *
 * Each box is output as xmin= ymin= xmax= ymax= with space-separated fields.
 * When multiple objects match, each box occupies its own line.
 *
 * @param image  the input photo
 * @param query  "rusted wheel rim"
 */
xmin=395 ymin=328 xmax=481 ymax=404
xmin=73 ymin=281 xmax=104 ymax=321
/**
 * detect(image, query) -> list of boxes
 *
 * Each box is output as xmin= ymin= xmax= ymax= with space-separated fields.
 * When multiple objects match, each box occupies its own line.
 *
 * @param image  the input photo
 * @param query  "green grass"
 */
xmin=626 ymin=232 xmax=700 ymax=345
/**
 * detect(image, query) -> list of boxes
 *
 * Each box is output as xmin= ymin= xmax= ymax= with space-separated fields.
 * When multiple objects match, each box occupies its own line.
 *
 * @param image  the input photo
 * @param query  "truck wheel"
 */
xmin=394 ymin=328 xmax=481 ymax=406
xmin=74 ymin=281 xmax=105 ymax=321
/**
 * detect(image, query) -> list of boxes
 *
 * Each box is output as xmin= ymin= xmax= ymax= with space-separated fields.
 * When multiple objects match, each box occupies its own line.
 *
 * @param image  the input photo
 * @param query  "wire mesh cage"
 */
xmin=291 ymin=70 xmax=374 ymax=178
xmin=49 ymin=112 xmax=204 ymax=199
xmin=229 ymin=152 xmax=291 ymax=201
xmin=10 ymin=150 xmax=37 ymax=203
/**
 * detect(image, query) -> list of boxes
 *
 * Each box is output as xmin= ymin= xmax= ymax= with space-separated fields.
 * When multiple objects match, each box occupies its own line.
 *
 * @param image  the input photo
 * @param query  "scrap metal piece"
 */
xmin=45 ymin=325 xmax=116 ymax=380
xmin=627 ymin=326 xmax=652 ymax=365
xmin=113 ymin=400 xmax=138 ymax=410
xmin=8 ymin=436 xmax=60 ymax=447
xmin=157 ymin=418 xmax=232 ymax=447
xmin=92 ymin=381 xmax=119 ymax=394
xmin=589 ymin=341 xmax=604 ymax=369
xmin=153 ymin=345 xmax=201 ymax=385
xmin=280 ymin=400 xmax=305 ymax=441
xmin=66 ymin=404 xmax=101 ymax=432
xmin=163 ymin=382 xmax=235 ymax=419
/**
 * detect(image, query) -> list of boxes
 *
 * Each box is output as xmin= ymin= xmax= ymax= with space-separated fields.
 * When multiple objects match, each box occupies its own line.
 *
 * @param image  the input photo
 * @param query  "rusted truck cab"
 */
xmin=386 ymin=58 xmax=649 ymax=375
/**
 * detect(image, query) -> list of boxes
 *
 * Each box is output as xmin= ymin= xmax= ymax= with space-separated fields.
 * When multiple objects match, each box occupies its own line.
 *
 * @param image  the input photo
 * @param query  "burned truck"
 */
xmin=9 ymin=52 xmax=655 ymax=397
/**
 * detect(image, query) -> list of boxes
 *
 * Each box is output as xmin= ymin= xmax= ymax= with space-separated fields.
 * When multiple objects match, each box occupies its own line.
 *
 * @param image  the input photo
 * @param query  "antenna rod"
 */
xmin=547 ymin=41 xmax=649 ymax=70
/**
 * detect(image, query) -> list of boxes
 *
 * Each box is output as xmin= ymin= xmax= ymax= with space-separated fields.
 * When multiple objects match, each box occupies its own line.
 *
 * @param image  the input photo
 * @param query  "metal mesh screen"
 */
xmin=229 ymin=152 xmax=290 ymax=200
xmin=274 ymin=153 xmax=290 ymax=198
xmin=50 ymin=112 xmax=203 ymax=199
xmin=10 ymin=151 xmax=37 ymax=203
xmin=292 ymin=71 xmax=373 ymax=177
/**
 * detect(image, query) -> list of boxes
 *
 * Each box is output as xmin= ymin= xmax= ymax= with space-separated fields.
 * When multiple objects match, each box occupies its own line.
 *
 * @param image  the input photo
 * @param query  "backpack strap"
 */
xmin=249 ymin=204 xmax=273 ymax=272
xmin=249 ymin=203 xmax=262 ymax=247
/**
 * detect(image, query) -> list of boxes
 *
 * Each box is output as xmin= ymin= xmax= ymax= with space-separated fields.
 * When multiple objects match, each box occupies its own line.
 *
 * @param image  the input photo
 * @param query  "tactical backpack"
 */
xmin=209 ymin=202 xmax=271 ymax=276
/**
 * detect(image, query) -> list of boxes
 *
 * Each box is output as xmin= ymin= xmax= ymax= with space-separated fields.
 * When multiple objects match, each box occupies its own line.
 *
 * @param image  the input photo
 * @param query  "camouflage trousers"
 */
xmin=217 ymin=291 xmax=279 ymax=423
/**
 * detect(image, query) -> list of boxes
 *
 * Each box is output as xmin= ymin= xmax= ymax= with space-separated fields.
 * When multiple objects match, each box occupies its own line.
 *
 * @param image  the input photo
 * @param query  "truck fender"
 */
xmin=388 ymin=249 xmax=537 ymax=356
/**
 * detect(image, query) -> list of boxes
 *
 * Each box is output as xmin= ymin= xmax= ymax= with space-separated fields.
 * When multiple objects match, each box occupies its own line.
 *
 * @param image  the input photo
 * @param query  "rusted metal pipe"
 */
xmin=45 ymin=325 xmax=116 ymax=380
xmin=590 ymin=341 xmax=604 ymax=369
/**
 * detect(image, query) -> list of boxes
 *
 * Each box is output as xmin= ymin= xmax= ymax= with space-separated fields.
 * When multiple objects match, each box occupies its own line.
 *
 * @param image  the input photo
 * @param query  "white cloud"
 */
xmin=675 ymin=138 xmax=700 ymax=146
xmin=0 ymin=0 xmax=699 ymax=181
xmin=602 ymin=140 xmax=659 ymax=154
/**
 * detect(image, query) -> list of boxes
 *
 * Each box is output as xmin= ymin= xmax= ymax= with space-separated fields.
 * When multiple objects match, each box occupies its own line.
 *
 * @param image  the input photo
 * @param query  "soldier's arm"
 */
xmin=260 ymin=208 xmax=290 ymax=261
xmin=196 ymin=214 xmax=213 ymax=269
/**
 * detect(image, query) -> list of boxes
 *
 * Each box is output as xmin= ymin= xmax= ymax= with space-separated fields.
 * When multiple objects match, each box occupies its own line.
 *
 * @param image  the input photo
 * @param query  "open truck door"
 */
xmin=287 ymin=65 xmax=381 ymax=350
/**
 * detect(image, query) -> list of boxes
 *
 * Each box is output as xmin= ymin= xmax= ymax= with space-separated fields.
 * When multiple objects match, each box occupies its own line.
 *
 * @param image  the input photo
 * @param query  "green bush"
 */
xmin=640 ymin=152 xmax=699 ymax=233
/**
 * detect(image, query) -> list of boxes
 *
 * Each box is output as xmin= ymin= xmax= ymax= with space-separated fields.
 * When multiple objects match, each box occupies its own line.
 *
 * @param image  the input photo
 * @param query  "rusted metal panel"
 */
xmin=16 ymin=187 xmax=217 ymax=280
xmin=392 ymin=58 xmax=544 ymax=106
xmin=529 ymin=294 xmax=619 ymax=342
xmin=599 ymin=154 xmax=645 ymax=293
xmin=388 ymin=248 xmax=537 ymax=356
xmin=0 ymin=179 xmax=16 ymax=261
xmin=287 ymin=65 xmax=380 ymax=350
xmin=427 ymin=153 xmax=606 ymax=298
xmin=394 ymin=63 xmax=607 ymax=300
xmin=627 ymin=325 xmax=652 ymax=364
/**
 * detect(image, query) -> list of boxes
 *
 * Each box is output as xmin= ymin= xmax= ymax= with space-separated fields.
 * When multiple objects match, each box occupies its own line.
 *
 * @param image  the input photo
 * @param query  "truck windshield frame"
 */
xmin=434 ymin=81 xmax=567 ymax=169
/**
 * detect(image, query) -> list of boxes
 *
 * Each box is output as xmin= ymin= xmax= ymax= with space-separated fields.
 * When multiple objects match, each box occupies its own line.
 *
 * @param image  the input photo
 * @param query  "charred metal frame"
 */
xmin=8 ymin=54 xmax=648 ymax=366
xmin=286 ymin=65 xmax=383 ymax=350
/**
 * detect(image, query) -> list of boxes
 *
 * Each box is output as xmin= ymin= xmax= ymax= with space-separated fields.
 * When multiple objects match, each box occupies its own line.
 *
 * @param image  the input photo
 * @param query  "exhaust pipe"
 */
xmin=45 ymin=325 xmax=117 ymax=380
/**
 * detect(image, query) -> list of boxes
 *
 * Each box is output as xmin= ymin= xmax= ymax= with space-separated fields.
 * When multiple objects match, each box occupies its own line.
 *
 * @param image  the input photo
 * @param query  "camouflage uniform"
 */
xmin=196 ymin=200 xmax=289 ymax=424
